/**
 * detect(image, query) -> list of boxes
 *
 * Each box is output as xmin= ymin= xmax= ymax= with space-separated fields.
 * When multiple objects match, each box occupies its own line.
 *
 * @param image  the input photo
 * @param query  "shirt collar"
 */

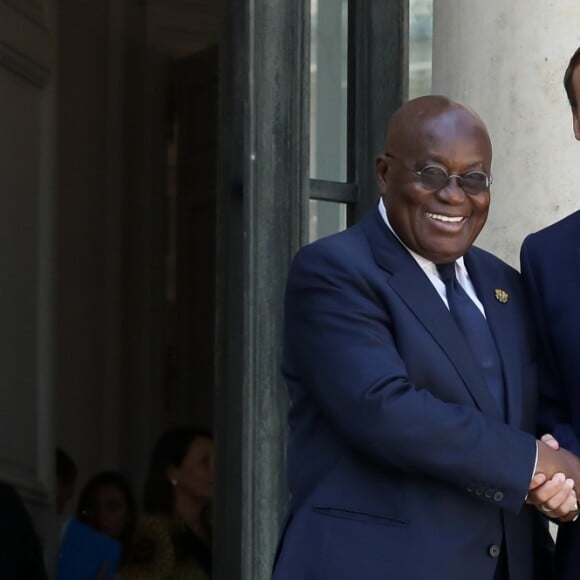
xmin=377 ymin=197 xmax=468 ymax=276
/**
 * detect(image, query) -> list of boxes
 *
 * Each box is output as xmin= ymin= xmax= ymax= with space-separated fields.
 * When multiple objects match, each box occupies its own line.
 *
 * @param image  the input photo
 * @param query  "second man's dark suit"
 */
xmin=521 ymin=209 xmax=580 ymax=580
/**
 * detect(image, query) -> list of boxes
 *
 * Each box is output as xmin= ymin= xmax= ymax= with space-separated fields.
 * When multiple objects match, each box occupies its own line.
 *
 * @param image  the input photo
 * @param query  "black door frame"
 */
xmin=215 ymin=1 xmax=407 ymax=577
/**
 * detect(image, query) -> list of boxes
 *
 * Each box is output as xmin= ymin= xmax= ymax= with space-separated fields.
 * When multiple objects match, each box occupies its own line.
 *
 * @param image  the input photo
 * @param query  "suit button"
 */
xmin=488 ymin=544 xmax=501 ymax=558
xmin=475 ymin=487 xmax=484 ymax=496
xmin=467 ymin=486 xmax=474 ymax=493
xmin=484 ymin=489 xmax=493 ymax=499
xmin=493 ymin=491 xmax=504 ymax=502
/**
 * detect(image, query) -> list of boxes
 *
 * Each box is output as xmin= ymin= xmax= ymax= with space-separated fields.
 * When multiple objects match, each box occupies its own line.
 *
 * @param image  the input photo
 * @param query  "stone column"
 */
xmin=0 ymin=0 xmax=56 ymax=547
xmin=432 ymin=0 xmax=580 ymax=266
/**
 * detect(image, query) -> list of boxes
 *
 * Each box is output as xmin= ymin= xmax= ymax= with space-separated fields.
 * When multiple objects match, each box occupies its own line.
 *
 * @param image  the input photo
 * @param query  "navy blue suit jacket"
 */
xmin=521 ymin=209 xmax=580 ymax=579
xmin=274 ymin=208 xmax=540 ymax=580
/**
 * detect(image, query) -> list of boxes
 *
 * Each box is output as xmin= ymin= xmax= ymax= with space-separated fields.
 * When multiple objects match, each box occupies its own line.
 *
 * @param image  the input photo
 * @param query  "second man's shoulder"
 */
xmin=523 ymin=208 xmax=580 ymax=250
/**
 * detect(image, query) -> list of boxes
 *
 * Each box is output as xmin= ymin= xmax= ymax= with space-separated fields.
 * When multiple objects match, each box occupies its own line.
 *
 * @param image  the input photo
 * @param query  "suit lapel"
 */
xmin=361 ymin=210 xmax=501 ymax=418
xmin=464 ymin=252 xmax=522 ymax=426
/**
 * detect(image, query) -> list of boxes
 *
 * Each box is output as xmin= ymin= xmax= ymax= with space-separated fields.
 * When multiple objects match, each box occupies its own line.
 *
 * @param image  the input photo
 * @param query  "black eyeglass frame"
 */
xmin=384 ymin=153 xmax=493 ymax=194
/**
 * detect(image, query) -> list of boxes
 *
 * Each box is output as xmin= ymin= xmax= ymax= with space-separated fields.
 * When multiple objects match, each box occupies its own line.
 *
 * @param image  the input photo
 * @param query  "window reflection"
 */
xmin=309 ymin=200 xmax=347 ymax=242
xmin=309 ymin=0 xmax=349 ymax=241
xmin=310 ymin=0 xmax=348 ymax=182
xmin=409 ymin=0 xmax=433 ymax=99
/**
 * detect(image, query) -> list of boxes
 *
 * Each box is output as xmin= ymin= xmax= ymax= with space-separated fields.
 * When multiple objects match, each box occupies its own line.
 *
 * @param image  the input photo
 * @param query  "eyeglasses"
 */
xmin=385 ymin=153 xmax=493 ymax=195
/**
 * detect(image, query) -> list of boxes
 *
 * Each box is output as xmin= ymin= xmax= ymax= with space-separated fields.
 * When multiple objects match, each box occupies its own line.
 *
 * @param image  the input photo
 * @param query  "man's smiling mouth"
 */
xmin=425 ymin=212 xmax=465 ymax=223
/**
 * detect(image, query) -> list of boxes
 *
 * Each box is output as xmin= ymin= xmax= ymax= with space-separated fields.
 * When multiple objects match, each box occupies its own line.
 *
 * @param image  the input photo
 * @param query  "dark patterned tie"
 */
xmin=436 ymin=262 xmax=506 ymax=418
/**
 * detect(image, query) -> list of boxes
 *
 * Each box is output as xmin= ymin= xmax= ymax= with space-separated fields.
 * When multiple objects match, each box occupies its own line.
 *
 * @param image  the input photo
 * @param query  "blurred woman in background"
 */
xmin=122 ymin=427 xmax=214 ymax=580
xmin=77 ymin=470 xmax=138 ymax=565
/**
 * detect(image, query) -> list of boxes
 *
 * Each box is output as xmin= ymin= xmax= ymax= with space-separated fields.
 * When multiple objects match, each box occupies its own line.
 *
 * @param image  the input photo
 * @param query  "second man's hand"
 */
xmin=527 ymin=434 xmax=580 ymax=521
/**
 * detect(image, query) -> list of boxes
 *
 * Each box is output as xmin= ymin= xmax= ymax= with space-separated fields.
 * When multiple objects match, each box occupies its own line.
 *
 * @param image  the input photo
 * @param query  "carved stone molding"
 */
xmin=0 ymin=41 xmax=50 ymax=88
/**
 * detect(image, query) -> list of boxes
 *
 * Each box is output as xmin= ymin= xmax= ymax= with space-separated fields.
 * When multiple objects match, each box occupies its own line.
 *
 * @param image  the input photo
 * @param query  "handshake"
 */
xmin=527 ymin=434 xmax=580 ymax=522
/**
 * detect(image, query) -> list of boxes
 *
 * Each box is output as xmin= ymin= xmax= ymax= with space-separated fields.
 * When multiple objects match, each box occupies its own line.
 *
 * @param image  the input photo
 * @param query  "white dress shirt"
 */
xmin=378 ymin=198 xmax=486 ymax=316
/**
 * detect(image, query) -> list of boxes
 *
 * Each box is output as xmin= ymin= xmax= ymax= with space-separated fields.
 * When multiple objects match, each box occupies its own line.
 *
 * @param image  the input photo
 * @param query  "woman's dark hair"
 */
xmin=76 ymin=470 xmax=137 ymax=560
xmin=143 ymin=426 xmax=212 ymax=515
xmin=564 ymin=46 xmax=580 ymax=108
xmin=56 ymin=448 xmax=77 ymax=486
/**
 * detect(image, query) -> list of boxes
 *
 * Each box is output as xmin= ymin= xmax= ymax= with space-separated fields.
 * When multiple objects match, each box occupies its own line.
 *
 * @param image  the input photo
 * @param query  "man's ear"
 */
xmin=376 ymin=154 xmax=389 ymax=188
xmin=573 ymin=109 xmax=580 ymax=141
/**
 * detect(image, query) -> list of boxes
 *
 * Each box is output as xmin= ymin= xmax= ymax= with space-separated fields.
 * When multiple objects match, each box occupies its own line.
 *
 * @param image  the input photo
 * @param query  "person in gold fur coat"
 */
xmin=121 ymin=427 xmax=214 ymax=580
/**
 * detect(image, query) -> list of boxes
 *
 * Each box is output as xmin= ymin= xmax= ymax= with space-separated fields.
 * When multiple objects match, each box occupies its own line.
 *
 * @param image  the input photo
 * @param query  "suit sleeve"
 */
xmin=283 ymin=242 xmax=537 ymax=514
xmin=520 ymin=237 xmax=580 ymax=455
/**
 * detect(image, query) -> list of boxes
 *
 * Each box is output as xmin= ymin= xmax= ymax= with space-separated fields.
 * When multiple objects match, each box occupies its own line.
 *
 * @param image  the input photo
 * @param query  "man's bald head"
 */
xmin=384 ymin=96 xmax=492 ymax=161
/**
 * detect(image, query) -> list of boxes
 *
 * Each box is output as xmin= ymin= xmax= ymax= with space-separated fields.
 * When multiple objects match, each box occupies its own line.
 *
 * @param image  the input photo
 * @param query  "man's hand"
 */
xmin=540 ymin=433 xmax=559 ymax=450
xmin=527 ymin=434 xmax=580 ymax=521
xmin=534 ymin=437 xmax=580 ymax=486
xmin=527 ymin=472 xmax=577 ymax=519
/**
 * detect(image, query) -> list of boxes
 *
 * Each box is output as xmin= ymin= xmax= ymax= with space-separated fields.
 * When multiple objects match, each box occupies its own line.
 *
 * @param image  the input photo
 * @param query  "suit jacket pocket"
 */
xmin=312 ymin=506 xmax=408 ymax=527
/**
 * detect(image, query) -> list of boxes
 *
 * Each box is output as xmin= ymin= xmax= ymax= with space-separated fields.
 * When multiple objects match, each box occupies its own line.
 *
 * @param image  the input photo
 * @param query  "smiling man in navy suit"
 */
xmin=520 ymin=46 xmax=580 ymax=580
xmin=273 ymin=95 xmax=580 ymax=580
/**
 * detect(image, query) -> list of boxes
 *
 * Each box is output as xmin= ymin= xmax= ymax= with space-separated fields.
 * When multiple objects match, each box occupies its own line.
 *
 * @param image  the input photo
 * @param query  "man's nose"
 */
xmin=437 ymin=176 xmax=466 ymax=202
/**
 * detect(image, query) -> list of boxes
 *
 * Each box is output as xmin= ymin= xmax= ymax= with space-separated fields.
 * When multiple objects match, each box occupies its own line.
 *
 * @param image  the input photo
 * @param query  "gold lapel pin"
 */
xmin=494 ymin=289 xmax=509 ymax=304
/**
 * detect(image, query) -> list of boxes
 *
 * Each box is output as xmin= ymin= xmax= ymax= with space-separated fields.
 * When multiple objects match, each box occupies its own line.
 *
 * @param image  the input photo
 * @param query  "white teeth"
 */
xmin=426 ymin=212 xmax=464 ymax=223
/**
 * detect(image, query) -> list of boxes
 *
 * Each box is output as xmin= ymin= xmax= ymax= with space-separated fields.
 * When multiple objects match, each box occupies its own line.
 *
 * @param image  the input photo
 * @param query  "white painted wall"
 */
xmin=432 ymin=0 xmax=580 ymax=267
